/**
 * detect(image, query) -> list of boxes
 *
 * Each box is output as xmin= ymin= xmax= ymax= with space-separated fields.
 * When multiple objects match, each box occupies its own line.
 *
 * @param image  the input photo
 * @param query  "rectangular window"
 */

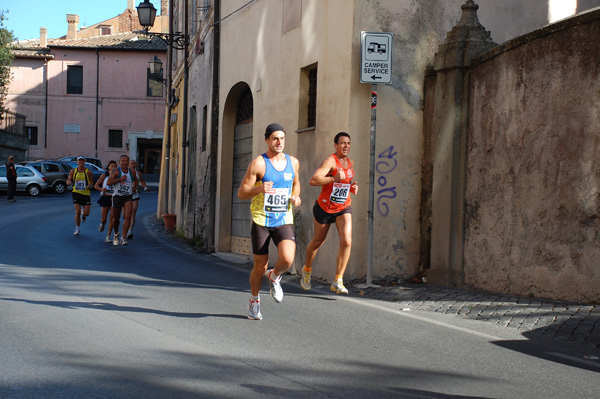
xmin=27 ymin=126 xmax=38 ymax=146
xmin=67 ymin=65 xmax=83 ymax=94
xmin=147 ymin=68 xmax=164 ymax=97
xmin=307 ymin=67 xmax=317 ymax=128
xmin=201 ymin=105 xmax=208 ymax=152
xmin=108 ymin=129 xmax=123 ymax=148
xmin=191 ymin=0 xmax=197 ymax=36
xmin=100 ymin=26 xmax=111 ymax=35
xmin=298 ymin=63 xmax=318 ymax=131
xmin=189 ymin=106 xmax=197 ymax=156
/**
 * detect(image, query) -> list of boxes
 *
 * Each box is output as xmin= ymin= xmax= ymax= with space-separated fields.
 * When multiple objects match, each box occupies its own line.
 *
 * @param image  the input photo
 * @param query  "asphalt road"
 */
xmin=0 ymin=192 xmax=598 ymax=398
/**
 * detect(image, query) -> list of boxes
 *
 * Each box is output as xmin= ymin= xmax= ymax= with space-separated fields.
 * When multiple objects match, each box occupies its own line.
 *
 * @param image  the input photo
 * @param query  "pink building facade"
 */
xmin=7 ymin=32 xmax=167 ymax=172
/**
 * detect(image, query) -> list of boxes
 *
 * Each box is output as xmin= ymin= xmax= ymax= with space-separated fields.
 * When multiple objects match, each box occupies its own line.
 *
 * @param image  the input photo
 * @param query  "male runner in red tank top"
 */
xmin=301 ymin=132 xmax=358 ymax=294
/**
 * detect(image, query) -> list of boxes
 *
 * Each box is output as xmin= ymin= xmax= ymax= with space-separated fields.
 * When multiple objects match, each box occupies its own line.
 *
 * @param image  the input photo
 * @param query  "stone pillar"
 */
xmin=66 ymin=14 xmax=79 ymax=39
xmin=161 ymin=0 xmax=169 ymax=16
xmin=427 ymin=1 xmax=496 ymax=286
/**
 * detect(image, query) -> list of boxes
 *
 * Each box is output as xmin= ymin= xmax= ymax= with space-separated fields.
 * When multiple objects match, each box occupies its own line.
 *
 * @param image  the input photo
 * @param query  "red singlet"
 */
xmin=317 ymin=154 xmax=354 ymax=213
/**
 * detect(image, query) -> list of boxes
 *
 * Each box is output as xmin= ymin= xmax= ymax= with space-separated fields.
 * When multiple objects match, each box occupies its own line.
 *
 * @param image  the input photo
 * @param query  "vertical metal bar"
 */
xmin=367 ymin=85 xmax=377 ymax=286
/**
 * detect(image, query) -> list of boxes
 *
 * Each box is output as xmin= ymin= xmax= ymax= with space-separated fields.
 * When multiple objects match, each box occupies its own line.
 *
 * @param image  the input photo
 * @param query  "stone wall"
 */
xmin=464 ymin=10 xmax=600 ymax=302
xmin=0 ymin=111 xmax=28 ymax=162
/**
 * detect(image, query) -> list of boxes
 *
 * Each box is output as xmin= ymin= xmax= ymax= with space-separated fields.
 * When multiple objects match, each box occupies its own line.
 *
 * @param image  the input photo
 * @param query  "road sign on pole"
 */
xmin=360 ymin=31 xmax=393 ymax=84
xmin=360 ymin=31 xmax=392 ymax=287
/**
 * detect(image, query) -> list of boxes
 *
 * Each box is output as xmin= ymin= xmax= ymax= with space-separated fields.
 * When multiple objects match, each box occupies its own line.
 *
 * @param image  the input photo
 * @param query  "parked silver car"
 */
xmin=19 ymin=160 xmax=70 ymax=194
xmin=0 ymin=165 xmax=49 ymax=196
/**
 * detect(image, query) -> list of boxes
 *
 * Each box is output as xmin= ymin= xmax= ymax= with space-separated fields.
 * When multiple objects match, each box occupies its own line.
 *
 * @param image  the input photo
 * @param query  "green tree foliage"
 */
xmin=0 ymin=10 xmax=15 ymax=117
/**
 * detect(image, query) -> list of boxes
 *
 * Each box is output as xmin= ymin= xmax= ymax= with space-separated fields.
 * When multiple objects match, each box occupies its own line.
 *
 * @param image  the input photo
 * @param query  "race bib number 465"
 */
xmin=264 ymin=188 xmax=289 ymax=213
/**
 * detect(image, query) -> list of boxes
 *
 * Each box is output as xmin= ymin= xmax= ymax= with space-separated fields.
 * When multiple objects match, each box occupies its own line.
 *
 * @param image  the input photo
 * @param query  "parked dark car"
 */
xmin=58 ymin=156 xmax=103 ymax=169
xmin=19 ymin=160 xmax=70 ymax=194
xmin=0 ymin=165 xmax=49 ymax=196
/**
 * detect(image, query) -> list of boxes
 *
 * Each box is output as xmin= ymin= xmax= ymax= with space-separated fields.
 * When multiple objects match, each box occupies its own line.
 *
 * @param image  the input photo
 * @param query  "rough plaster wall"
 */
xmin=186 ymin=28 xmax=215 ymax=249
xmin=477 ymin=0 xmax=549 ymax=43
xmin=351 ymin=0 xmax=467 ymax=279
xmin=465 ymin=14 xmax=600 ymax=302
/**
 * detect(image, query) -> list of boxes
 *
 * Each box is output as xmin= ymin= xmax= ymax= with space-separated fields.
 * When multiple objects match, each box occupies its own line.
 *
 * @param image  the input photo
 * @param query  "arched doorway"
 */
xmin=230 ymin=87 xmax=253 ymax=255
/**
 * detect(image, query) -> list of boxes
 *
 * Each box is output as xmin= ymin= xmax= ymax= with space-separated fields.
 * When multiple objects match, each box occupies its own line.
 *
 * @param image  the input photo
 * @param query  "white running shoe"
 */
xmin=248 ymin=298 xmax=262 ymax=320
xmin=113 ymin=234 xmax=119 ymax=246
xmin=300 ymin=265 xmax=311 ymax=290
xmin=105 ymin=235 xmax=111 ymax=243
xmin=331 ymin=280 xmax=349 ymax=294
xmin=265 ymin=269 xmax=283 ymax=303
xmin=126 ymin=231 xmax=133 ymax=239
xmin=120 ymin=236 xmax=128 ymax=246
xmin=99 ymin=223 xmax=105 ymax=232
xmin=74 ymin=227 xmax=80 ymax=235
xmin=81 ymin=209 xmax=86 ymax=223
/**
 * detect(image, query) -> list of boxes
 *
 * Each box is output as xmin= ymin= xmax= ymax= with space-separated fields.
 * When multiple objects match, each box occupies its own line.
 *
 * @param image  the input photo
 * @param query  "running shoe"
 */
xmin=105 ymin=235 xmax=111 ymax=243
xmin=248 ymin=298 xmax=262 ymax=320
xmin=113 ymin=234 xmax=119 ymax=246
xmin=330 ymin=280 xmax=349 ymax=294
xmin=264 ymin=269 xmax=283 ymax=303
xmin=300 ymin=265 xmax=311 ymax=290
xmin=126 ymin=231 xmax=133 ymax=239
xmin=81 ymin=209 xmax=86 ymax=223
xmin=74 ymin=227 xmax=80 ymax=235
xmin=98 ymin=223 xmax=105 ymax=232
xmin=120 ymin=236 xmax=128 ymax=246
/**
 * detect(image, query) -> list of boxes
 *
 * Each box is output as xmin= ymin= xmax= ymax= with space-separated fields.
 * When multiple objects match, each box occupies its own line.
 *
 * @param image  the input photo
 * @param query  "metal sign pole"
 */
xmin=367 ymin=87 xmax=377 ymax=286
xmin=360 ymin=31 xmax=391 ymax=288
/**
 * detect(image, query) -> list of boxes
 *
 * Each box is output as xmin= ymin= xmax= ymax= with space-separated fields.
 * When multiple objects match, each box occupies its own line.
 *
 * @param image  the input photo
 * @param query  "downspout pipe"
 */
xmin=44 ymin=59 xmax=49 ymax=148
xmin=207 ymin=0 xmax=220 ymax=252
xmin=179 ymin=0 xmax=190 ymax=220
xmin=95 ymin=49 xmax=100 ymax=157
xmin=163 ymin=0 xmax=174 ymax=215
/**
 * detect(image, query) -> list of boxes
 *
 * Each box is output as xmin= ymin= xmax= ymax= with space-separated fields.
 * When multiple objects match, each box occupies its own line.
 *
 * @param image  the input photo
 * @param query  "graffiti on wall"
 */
xmin=376 ymin=145 xmax=397 ymax=217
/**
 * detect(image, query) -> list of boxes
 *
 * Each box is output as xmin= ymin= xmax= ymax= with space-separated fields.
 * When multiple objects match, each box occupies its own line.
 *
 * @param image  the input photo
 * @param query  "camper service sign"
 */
xmin=360 ymin=31 xmax=393 ymax=85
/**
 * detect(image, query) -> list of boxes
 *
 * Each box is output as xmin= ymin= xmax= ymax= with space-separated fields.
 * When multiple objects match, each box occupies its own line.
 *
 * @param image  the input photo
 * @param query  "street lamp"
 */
xmin=148 ymin=55 xmax=179 ymax=107
xmin=137 ymin=0 xmax=157 ymax=28
xmin=148 ymin=55 xmax=163 ymax=79
xmin=136 ymin=0 xmax=188 ymax=49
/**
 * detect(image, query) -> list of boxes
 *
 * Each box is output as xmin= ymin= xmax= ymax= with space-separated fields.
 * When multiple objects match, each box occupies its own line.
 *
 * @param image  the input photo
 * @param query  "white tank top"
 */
xmin=102 ymin=173 xmax=115 ymax=195
xmin=112 ymin=167 xmax=133 ymax=197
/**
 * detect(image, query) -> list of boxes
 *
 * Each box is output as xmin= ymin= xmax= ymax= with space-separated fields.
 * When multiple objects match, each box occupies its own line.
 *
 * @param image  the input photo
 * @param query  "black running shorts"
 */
xmin=251 ymin=222 xmax=295 ymax=255
xmin=72 ymin=192 xmax=91 ymax=206
xmin=312 ymin=201 xmax=352 ymax=225
xmin=112 ymin=194 xmax=133 ymax=208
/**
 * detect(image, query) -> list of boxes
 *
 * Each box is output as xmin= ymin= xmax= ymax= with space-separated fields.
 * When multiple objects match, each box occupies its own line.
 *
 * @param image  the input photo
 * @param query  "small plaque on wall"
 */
xmin=64 ymin=124 xmax=81 ymax=133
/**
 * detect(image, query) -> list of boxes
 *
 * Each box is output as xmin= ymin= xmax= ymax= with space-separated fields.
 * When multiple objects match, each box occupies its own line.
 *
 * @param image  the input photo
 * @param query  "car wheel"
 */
xmin=54 ymin=181 xmax=67 ymax=194
xmin=27 ymin=184 xmax=41 ymax=196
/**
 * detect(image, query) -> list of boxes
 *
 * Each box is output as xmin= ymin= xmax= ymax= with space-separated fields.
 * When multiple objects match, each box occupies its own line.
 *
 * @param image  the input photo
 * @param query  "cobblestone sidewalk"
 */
xmin=350 ymin=281 xmax=600 ymax=349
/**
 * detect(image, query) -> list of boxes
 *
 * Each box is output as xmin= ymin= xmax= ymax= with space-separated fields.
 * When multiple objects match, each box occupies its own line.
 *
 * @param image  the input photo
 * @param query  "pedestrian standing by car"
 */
xmin=66 ymin=156 xmax=94 ymax=235
xmin=126 ymin=159 xmax=150 ymax=239
xmin=94 ymin=160 xmax=117 ymax=242
xmin=106 ymin=154 xmax=137 ymax=246
xmin=300 ymin=132 xmax=358 ymax=294
xmin=5 ymin=155 xmax=17 ymax=202
xmin=237 ymin=123 xmax=301 ymax=320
